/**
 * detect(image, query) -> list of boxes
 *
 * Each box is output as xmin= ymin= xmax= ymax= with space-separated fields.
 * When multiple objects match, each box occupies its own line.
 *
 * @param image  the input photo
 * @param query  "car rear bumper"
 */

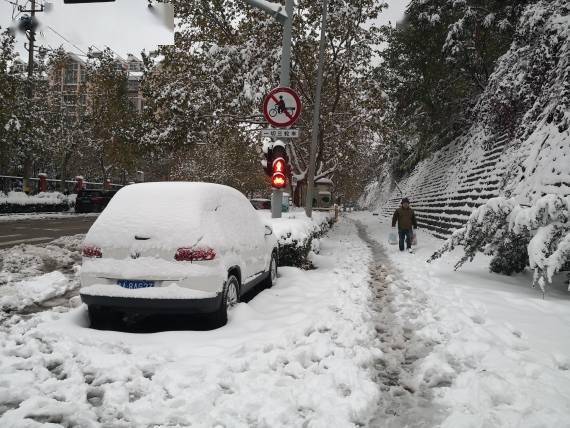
xmin=80 ymin=292 xmax=223 ymax=314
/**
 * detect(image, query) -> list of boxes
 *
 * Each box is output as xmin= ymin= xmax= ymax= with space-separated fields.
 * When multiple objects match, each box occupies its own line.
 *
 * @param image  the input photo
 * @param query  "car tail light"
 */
xmin=175 ymin=247 xmax=216 ymax=262
xmin=82 ymin=245 xmax=102 ymax=258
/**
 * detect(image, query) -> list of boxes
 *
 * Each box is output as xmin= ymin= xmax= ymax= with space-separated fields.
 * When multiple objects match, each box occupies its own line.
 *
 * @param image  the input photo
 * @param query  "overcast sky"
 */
xmin=375 ymin=0 xmax=408 ymax=27
xmin=1 ymin=0 xmax=407 ymax=62
xmin=0 ymin=0 xmax=173 ymax=61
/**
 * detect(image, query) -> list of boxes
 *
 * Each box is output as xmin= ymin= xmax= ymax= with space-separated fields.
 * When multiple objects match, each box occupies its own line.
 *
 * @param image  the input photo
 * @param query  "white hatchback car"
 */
xmin=80 ymin=182 xmax=279 ymax=328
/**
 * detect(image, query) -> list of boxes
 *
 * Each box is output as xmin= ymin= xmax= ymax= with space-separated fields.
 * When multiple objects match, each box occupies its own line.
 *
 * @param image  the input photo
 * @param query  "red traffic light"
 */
xmin=272 ymin=173 xmax=287 ymax=189
xmin=271 ymin=156 xmax=287 ymax=189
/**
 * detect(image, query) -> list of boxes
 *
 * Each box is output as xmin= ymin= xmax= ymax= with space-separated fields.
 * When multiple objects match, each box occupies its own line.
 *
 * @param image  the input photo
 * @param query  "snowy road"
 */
xmin=0 ymin=215 xmax=96 ymax=248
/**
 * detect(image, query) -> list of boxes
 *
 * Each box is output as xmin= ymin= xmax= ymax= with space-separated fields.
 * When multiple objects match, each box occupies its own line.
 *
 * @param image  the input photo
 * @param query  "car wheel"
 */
xmin=264 ymin=252 xmax=278 ymax=289
xmin=88 ymin=305 xmax=122 ymax=330
xmin=212 ymin=275 xmax=240 ymax=327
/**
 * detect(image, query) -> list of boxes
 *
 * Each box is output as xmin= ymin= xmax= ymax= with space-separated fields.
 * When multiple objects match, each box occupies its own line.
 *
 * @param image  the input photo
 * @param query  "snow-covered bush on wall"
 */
xmin=428 ymin=195 xmax=570 ymax=293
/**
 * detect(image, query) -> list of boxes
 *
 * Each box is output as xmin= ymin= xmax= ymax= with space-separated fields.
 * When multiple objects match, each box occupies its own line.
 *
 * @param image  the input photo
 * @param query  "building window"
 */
xmin=128 ymin=79 xmax=140 ymax=92
xmin=129 ymin=62 xmax=142 ymax=72
xmin=64 ymin=63 xmax=79 ymax=84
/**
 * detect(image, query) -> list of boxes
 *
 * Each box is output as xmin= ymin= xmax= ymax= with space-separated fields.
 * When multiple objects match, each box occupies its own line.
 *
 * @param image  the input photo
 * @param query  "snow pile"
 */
xmin=357 ymin=213 xmax=570 ymax=427
xmin=0 ymin=235 xmax=83 ymax=312
xmin=0 ymin=220 xmax=381 ymax=427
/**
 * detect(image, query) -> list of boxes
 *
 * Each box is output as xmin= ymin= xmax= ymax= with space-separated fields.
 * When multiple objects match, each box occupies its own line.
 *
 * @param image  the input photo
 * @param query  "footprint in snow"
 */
xmin=86 ymin=386 xmax=104 ymax=407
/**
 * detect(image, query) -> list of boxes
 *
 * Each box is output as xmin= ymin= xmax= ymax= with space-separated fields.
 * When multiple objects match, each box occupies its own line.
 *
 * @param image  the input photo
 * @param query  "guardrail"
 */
xmin=0 ymin=175 xmax=124 ymax=194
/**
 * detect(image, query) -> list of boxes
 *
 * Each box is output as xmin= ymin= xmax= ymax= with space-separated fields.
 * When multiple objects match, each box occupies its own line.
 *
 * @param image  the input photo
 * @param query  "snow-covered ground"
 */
xmin=355 ymin=212 xmax=570 ymax=427
xmin=0 ymin=219 xmax=382 ymax=427
xmin=1 ymin=213 xmax=569 ymax=427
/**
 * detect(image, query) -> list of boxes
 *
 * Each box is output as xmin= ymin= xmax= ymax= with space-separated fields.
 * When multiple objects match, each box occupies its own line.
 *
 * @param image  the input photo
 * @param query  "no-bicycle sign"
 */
xmin=262 ymin=87 xmax=302 ymax=128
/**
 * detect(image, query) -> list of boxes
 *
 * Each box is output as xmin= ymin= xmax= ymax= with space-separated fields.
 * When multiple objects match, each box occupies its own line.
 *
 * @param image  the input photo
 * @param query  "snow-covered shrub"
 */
xmin=277 ymin=234 xmax=315 ymax=269
xmin=509 ymin=195 xmax=570 ymax=291
xmin=270 ymin=212 xmax=333 ymax=269
xmin=0 ymin=191 xmax=73 ymax=213
xmin=429 ymin=195 xmax=570 ymax=292
xmin=427 ymin=197 xmax=523 ymax=273
xmin=489 ymin=230 xmax=530 ymax=275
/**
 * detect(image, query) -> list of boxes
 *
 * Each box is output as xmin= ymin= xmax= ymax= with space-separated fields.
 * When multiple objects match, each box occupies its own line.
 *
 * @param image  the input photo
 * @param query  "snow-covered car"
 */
xmin=79 ymin=182 xmax=279 ymax=328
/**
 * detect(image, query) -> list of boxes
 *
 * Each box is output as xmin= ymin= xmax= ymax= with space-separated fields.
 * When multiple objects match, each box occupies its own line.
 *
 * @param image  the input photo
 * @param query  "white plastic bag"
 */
xmin=412 ymin=231 xmax=418 ymax=246
xmin=389 ymin=232 xmax=398 ymax=245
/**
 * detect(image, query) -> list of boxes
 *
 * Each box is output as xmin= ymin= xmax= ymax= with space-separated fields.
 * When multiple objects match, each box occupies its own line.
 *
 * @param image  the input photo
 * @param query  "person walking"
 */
xmin=392 ymin=197 xmax=417 ymax=252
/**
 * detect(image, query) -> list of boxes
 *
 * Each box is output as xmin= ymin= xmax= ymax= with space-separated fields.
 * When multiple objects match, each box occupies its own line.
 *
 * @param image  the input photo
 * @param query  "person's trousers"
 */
xmin=398 ymin=229 xmax=413 ymax=251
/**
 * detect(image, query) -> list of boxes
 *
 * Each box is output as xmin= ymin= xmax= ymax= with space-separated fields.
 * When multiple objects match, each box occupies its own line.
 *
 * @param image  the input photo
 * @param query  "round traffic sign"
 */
xmin=262 ymin=87 xmax=302 ymax=128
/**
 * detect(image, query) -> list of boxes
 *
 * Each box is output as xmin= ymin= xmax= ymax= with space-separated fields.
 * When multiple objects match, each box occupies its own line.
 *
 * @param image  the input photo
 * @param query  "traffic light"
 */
xmin=271 ymin=144 xmax=288 ymax=189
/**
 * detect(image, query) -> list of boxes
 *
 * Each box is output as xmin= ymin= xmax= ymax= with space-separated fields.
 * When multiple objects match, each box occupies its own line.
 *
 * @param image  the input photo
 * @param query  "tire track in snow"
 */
xmin=354 ymin=220 xmax=447 ymax=427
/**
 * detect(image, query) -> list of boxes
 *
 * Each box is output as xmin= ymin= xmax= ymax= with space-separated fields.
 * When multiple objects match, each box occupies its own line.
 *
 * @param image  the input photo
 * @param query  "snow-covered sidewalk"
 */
xmin=0 ymin=219 xmax=382 ymax=427
xmin=355 ymin=212 xmax=570 ymax=427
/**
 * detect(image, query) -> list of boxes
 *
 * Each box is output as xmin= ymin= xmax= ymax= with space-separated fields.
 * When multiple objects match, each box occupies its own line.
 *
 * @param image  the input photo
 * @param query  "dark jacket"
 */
xmin=392 ymin=206 xmax=417 ymax=230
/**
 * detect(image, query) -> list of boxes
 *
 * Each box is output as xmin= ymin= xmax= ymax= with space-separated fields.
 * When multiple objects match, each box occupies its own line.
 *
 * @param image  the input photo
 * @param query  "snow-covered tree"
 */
xmin=429 ymin=195 xmax=570 ymax=293
xmin=142 ymin=0 xmax=387 ymax=199
xmin=84 ymin=48 xmax=139 ymax=182
xmin=375 ymin=0 xmax=529 ymax=177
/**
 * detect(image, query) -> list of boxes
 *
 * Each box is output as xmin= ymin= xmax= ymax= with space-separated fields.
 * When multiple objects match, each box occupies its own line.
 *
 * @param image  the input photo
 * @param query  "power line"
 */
xmin=45 ymin=25 xmax=89 ymax=56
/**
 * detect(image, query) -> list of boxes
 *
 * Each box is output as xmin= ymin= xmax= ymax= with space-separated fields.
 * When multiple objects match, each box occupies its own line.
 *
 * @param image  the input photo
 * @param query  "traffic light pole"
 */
xmin=244 ymin=0 xmax=293 ymax=219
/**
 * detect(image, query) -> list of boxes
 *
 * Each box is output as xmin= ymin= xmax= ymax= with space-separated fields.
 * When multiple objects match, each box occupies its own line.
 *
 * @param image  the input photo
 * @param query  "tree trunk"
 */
xmin=23 ymin=158 xmax=33 ymax=194
xmin=60 ymin=151 xmax=72 ymax=192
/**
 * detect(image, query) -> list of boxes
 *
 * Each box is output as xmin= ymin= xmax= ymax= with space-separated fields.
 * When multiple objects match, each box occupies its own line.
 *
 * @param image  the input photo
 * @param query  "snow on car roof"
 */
xmin=86 ymin=182 xmax=244 ymax=248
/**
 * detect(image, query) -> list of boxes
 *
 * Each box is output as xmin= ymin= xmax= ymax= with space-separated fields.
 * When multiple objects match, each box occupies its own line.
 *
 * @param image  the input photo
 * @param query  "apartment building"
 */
xmin=46 ymin=51 xmax=145 ymax=113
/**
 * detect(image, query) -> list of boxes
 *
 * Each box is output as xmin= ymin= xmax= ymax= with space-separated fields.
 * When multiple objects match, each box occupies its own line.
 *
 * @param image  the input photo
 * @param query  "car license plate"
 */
xmin=117 ymin=279 xmax=155 ymax=289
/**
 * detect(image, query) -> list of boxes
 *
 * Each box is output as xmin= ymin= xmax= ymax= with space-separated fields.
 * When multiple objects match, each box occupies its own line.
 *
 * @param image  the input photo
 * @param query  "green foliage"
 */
xmin=489 ymin=231 xmax=530 ymax=275
xmin=278 ymin=236 xmax=314 ymax=270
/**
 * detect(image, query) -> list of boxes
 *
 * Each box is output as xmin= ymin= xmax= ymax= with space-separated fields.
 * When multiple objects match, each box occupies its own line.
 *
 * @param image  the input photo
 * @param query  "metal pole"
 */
xmin=279 ymin=0 xmax=293 ymax=87
xmin=22 ymin=0 xmax=37 ymax=194
xmin=271 ymin=0 xmax=294 ymax=219
xmin=305 ymin=0 xmax=328 ymax=218
xmin=243 ymin=0 xmax=293 ymax=219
